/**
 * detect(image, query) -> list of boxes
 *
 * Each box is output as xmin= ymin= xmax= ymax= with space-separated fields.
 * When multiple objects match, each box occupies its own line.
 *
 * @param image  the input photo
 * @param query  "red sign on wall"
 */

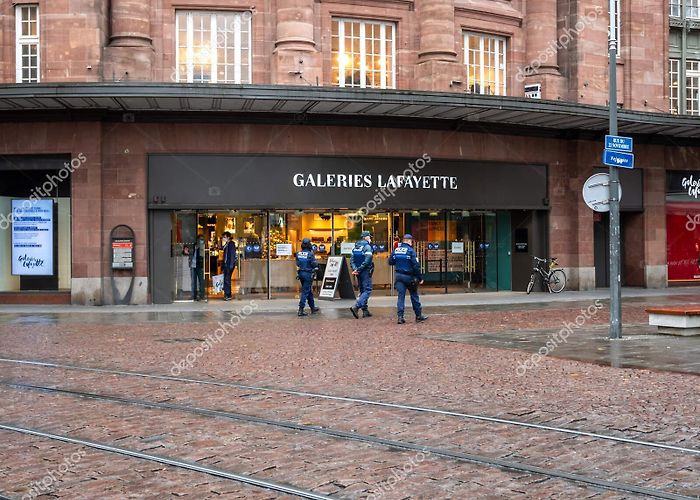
xmin=667 ymin=202 xmax=700 ymax=281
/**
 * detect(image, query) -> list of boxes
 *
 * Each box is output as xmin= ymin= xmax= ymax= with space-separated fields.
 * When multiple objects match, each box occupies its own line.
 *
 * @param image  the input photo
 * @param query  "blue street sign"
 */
xmin=605 ymin=135 xmax=633 ymax=152
xmin=603 ymin=149 xmax=634 ymax=169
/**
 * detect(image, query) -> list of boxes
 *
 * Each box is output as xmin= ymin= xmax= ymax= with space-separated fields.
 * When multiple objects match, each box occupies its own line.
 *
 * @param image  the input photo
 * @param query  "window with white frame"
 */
xmin=176 ymin=11 xmax=251 ymax=84
xmin=687 ymin=60 xmax=700 ymax=116
xmin=670 ymin=58 xmax=680 ymax=114
xmin=670 ymin=0 xmax=682 ymax=16
xmin=688 ymin=0 xmax=700 ymax=19
xmin=464 ymin=32 xmax=506 ymax=96
xmin=331 ymin=18 xmax=395 ymax=89
xmin=16 ymin=5 xmax=39 ymax=83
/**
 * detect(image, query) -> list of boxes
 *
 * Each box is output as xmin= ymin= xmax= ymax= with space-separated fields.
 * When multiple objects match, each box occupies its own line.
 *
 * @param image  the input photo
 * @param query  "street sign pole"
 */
xmin=608 ymin=0 xmax=622 ymax=339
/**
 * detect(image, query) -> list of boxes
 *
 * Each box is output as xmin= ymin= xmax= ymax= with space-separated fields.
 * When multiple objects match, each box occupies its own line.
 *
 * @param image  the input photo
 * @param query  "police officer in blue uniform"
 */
xmin=389 ymin=234 xmax=428 ymax=324
xmin=296 ymin=238 xmax=320 ymax=317
xmin=350 ymin=230 xmax=374 ymax=318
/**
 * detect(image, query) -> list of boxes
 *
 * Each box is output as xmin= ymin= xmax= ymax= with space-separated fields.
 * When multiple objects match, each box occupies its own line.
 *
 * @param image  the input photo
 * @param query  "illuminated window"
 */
xmin=176 ymin=11 xmax=251 ymax=84
xmin=670 ymin=59 xmax=680 ymax=114
xmin=464 ymin=32 xmax=506 ymax=96
xmin=331 ymin=18 xmax=395 ymax=89
xmin=16 ymin=5 xmax=39 ymax=83
xmin=688 ymin=0 xmax=700 ymax=18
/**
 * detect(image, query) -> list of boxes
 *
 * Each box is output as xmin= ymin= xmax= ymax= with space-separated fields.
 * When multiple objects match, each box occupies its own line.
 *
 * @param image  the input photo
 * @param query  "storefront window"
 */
xmin=335 ymin=211 xmax=391 ymax=293
xmin=667 ymin=171 xmax=700 ymax=281
xmin=0 ymin=163 xmax=72 ymax=293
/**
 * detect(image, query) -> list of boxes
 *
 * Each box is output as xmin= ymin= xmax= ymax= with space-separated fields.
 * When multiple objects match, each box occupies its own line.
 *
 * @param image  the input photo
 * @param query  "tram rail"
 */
xmin=1 ymin=357 xmax=697 ymax=456
xmin=1 ymin=380 xmax=697 ymax=500
xmin=0 ymin=422 xmax=334 ymax=500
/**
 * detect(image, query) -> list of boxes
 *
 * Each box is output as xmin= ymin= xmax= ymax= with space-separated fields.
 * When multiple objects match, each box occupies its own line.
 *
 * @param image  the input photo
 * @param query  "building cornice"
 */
xmin=0 ymin=83 xmax=698 ymax=140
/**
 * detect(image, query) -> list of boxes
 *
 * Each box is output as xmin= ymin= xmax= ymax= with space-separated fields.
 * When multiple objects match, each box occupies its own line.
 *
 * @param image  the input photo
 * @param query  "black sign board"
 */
xmin=514 ymin=228 xmax=528 ymax=253
xmin=667 ymin=171 xmax=700 ymax=202
xmin=319 ymin=257 xmax=355 ymax=300
xmin=149 ymin=155 xmax=548 ymax=210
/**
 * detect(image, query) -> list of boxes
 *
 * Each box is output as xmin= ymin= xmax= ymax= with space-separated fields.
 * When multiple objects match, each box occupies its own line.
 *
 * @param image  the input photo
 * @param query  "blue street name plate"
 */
xmin=602 ymin=149 xmax=634 ymax=169
xmin=605 ymin=135 xmax=633 ymax=152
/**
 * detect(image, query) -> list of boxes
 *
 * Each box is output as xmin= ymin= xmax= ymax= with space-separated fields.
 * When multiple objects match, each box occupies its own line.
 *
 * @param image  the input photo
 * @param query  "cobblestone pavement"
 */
xmin=0 ymin=298 xmax=698 ymax=499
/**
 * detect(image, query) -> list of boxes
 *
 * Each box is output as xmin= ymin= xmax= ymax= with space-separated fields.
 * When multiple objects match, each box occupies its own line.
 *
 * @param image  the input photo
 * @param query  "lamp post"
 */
xmin=608 ymin=0 xmax=622 ymax=339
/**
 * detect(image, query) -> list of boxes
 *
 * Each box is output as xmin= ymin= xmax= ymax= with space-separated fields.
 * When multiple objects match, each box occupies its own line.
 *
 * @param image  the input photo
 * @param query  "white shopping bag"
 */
xmin=212 ymin=274 xmax=224 ymax=294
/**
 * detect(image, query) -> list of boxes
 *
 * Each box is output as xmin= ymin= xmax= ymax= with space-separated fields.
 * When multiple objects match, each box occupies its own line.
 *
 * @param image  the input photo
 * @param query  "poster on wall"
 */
xmin=11 ymin=199 xmax=54 ymax=276
xmin=667 ymin=202 xmax=700 ymax=281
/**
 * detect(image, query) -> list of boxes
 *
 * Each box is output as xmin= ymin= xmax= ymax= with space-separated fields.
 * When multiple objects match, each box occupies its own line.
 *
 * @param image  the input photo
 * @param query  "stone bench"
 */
xmin=646 ymin=306 xmax=700 ymax=336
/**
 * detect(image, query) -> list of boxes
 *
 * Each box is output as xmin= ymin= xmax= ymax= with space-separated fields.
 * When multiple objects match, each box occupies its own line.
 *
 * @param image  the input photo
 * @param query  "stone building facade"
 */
xmin=0 ymin=0 xmax=698 ymax=305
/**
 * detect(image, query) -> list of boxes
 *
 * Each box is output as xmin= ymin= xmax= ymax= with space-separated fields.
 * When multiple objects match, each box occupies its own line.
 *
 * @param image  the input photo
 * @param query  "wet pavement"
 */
xmin=0 ymin=289 xmax=698 ymax=499
xmin=2 ymin=289 xmax=699 ymax=376
xmin=422 ymin=324 xmax=700 ymax=375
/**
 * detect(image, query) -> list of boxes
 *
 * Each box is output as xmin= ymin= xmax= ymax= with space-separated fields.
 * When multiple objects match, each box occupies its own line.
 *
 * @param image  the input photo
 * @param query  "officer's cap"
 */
xmin=302 ymin=237 xmax=311 ymax=244
xmin=403 ymin=234 xmax=414 ymax=240
xmin=361 ymin=231 xmax=372 ymax=238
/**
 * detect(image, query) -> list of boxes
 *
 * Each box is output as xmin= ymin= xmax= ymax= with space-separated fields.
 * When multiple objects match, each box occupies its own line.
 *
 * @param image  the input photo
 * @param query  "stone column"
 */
xmin=523 ymin=0 xmax=564 ymax=99
xmin=414 ymin=0 xmax=465 ymax=92
xmin=104 ymin=0 xmax=153 ymax=81
xmin=273 ymin=0 xmax=320 ymax=85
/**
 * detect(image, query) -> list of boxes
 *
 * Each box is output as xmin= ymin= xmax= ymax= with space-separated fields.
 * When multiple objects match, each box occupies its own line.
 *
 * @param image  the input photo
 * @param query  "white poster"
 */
xmin=340 ymin=242 xmax=355 ymax=255
xmin=319 ymin=256 xmax=343 ymax=298
xmin=12 ymin=199 xmax=54 ymax=276
xmin=276 ymin=243 xmax=293 ymax=256
xmin=451 ymin=242 xmax=464 ymax=254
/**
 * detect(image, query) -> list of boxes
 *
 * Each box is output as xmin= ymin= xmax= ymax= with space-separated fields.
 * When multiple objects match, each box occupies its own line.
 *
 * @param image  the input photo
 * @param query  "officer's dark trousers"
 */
xmin=395 ymin=273 xmax=421 ymax=318
xmin=298 ymin=271 xmax=315 ymax=310
xmin=355 ymin=269 xmax=373 ymax=310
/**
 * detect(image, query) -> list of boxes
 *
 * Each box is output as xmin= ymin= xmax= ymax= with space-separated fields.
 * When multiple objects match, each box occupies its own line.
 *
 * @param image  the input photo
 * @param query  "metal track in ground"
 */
xmin=3 ymin=381 xmax=696 ymax=500
xmin=1 ymin=357 xmax=697 ymax=456
xmin=0 ymin=422 xmax=334 ymax=500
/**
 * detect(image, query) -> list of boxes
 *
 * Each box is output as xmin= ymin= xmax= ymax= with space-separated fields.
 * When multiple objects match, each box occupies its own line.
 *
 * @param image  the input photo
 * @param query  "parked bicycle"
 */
xmin=526 ymin=256 xmax=566 ymax=294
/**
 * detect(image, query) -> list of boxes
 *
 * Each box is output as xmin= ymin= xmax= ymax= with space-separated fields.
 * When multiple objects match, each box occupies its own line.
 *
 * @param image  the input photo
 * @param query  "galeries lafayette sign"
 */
xmin=148 ymin=155 xmax=548 ymax=209
xmin=292 ymin=173 xmax=458 ymax=190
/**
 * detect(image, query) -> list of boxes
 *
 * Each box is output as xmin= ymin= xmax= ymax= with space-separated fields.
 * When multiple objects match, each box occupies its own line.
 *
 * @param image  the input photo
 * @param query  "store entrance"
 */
xmin=391 ymin=210 xmax=512 ymax=293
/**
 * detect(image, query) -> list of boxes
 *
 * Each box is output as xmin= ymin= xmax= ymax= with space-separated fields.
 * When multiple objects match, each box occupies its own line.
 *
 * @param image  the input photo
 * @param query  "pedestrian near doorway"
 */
xmin=389 ymin=234 xmax=428 ymax=324
xmin=222 ymin=231 xmax=237 ymax=301
xmin=350 ymin=230 xmax=374 ymax=318
xmin=296 ymin=238 xmax=320 ymax=317
xmin=190 ymin=234 xmax=205 ymax=301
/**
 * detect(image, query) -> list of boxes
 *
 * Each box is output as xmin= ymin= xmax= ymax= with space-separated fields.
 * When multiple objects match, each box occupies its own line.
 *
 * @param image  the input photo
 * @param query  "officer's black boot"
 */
xmin=362 ymin=309 xmax=372 ymax=318
xmin=350 ymin=306 xmax=360 ymax=319
xmin=310 ymin=306 xmax=320 ymax=314
xmin=397 ymin=315 xmax=405 ymax=324
xmin=298 ymin=308 xmax=308 ymax=317
xmin=416 ymin=315 xmax=428 ymax=323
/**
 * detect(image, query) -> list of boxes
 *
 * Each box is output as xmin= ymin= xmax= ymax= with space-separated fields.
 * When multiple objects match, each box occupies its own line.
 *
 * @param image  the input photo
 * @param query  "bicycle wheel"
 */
xmin=526 ymin=274 xmax=535 ymax=294
xmin=548 ymin=269 xmax=566 ymax=293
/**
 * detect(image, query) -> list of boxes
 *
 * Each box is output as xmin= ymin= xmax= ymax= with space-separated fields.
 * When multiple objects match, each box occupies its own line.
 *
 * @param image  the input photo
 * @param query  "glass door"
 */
xmin=201 ymin=211 xmax=269 ymax=299
xmin=335 ymin=211 xmax=391 ymax=294
xmin=393 ymin=211 xmax=447 ymax=294
xmin=172 ymin=210 xmax=198 ymax=301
